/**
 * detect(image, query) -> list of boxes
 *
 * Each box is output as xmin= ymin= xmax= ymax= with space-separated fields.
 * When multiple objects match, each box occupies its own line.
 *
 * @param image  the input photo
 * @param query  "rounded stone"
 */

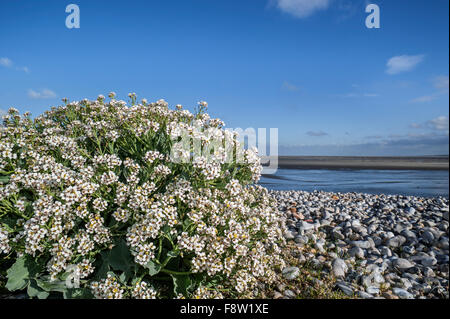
xmin=282 ymin=267 xmax=300 ymax=280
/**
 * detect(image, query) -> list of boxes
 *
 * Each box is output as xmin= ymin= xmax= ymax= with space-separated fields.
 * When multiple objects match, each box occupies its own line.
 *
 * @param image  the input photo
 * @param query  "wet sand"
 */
xmin=260 ymin=156 xmax=449 ymax=170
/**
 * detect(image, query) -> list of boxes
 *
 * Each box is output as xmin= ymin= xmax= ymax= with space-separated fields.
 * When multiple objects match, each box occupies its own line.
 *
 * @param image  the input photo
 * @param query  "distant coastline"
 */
xmin=260 ymin=155 xmax=449 ymax=171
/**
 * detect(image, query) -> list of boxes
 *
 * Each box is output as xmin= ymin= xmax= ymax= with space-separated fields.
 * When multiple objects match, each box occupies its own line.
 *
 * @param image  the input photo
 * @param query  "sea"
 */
xmin=258 ymin=169 xmax=449 ymax=198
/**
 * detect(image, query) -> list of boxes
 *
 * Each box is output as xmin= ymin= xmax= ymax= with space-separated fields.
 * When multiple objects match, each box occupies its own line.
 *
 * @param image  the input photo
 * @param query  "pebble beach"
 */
xmin=275 ymin=189 xmax=449 ymax=299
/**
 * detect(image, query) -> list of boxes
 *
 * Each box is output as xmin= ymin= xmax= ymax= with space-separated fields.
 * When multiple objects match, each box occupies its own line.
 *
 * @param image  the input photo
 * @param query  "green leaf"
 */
xmin=144 ymin=260 xmax=161 ymax=276
xmin=0 ymin=223 xmax=14 ymax=233
xmin=1 ymin=216 xmax=17 ymax=232
xmin=167 ymin=250 xmax=179 ymax=258
xmin=5 ymin=256 xmax=36 ymax=291
xmin=63 ymin=288 xmax=94 ymax=299
xmin=0 ymin=175 xmax=10 ymax=184
xmin=27 ymin=280 xmax=49 ymax=299
xmin=108 ymin=240 xmax=133 ymax=271
xmin=35 ymin=278 xmax=68 ymax=293
xmin=94 ymin=253 xmax=110 ymax=280
xmin=101 ymin=239 xmax=134 ymax=281
xmin=171 ymin=274 xmax=192 ymax=297
xmin=118 ymin=272 xmax=127 ymax=284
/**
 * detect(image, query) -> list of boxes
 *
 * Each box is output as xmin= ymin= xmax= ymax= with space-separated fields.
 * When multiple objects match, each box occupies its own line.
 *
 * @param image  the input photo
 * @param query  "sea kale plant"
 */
xmin=0 ymin=93 xmax=286 ymax=299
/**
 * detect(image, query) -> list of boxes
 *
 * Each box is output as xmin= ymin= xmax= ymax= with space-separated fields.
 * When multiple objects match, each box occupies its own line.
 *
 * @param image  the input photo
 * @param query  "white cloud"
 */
xmin=282 ymin=81 xmax=300 ymax=91
xmin=280 ymin=132 xmax=449 ymax=156
xmin=427 ymin=116 xmax=449 ymax=131
xmin=433 ymin=75 xmax=449 ymax=91
xmin=409 ymin=123 xmax=423 ymax=129
xmin=306 ymin=130 xmax=328 ymax=137
xmin=0 ymin=57 xmax=13 ymax=67
xmin=362 ymin=93 xmax=379 ymax=97
xmin=1 ymin=57 xmax=29 ymax=73
xmin=341 ymin=93 xmax=379 ymax=98
xmin=410 ymin=75 xmax=449 ymax=103
xmin=274 ymin=0 xmax=331 ymax=18
xmin=386 ymin=54 xmax=425 ymax=75
xmin=17 ymin=66 xmax=30 ymax=73
xmin=410 ymin=95 xmax=436 ymax=103
xmin=28 ymin=89 xmax=57 ymax=99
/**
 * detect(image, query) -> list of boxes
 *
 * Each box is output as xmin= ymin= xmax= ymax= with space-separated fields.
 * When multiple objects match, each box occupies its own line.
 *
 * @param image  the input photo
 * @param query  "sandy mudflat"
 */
xmin=260 ymin=156 xmax=449 ymax=170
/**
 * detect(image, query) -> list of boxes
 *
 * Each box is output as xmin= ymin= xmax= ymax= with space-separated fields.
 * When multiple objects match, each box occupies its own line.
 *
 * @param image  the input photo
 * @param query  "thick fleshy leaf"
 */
xmin=145 ymin=260 xmax=161 ymax=276
xmin=35 ymin=278 xmax=69 ymax=293
xmin=171 ymin=274 xmax=192 ymax=296
xmin=101 ymin=239 xmax=134 ymax=280
xmin=63 ymin=288 xmax=94 ymax=299
xmin=27 ymin=280 xmax=49 ymax=299
xmin=6 ymin=256 xmax=40 ymax=291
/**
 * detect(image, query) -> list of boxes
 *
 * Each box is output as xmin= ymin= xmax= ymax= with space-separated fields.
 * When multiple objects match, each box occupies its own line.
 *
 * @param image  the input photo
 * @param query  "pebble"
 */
xmin=392 ymin=288 xmax=414 ymax=299
xmin=335 ymin=283 xmax=353 ymax=296
xmin=392 ymin=258 xmax=415 ymax=271
xmin=349 ymin=246 xmax=365 ymax=259
xmin=366 ymin=286 xmax=380 ymax=295
xmin=273 ymin=291 xmax=283 ymax=299
xmin=283 ymin=289 xmax=297 ymax=298
xmin=299 ymin=221 xmax=315 ymax=232
xmin=386 ymin=236 xmax=406 ymax=248
xmin=351 ymin=241 xmax=371 ymax=249
xmin=356 ymin=291 xmax=374 ymax=299
xmin=422 ymin=231 xmax=435 ymax=244
xmin=332 ymin=258 xmax=348 ymax=278
xmin=282 ymin=267 xmax=300 ymax=280
xmin=332 ymin=230 xmax=345 ymax=240
xmin=421 ymin=256 xmax=437 ymax=267
xmin=284 ymin=230 xmax=296 ymax=240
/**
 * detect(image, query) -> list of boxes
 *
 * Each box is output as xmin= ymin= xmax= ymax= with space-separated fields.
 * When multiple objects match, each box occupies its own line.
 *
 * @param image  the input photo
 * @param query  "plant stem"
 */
xmin=160 ymin=269 xmax=192 ymax=276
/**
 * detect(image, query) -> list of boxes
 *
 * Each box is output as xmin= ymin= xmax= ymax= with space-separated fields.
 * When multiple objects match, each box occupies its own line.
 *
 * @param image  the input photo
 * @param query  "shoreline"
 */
xmin=261 ymin=156 xmax=449 ymax=171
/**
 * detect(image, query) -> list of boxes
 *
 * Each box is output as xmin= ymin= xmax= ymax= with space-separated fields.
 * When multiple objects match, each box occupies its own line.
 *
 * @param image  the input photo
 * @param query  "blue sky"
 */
xmin=0 ymin=0 xmax=448 ymax=155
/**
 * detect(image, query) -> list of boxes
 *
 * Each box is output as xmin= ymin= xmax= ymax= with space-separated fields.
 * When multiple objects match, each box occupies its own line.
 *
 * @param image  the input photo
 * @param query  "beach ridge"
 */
xmin=261 ymin=156 xmax=449 ymax=171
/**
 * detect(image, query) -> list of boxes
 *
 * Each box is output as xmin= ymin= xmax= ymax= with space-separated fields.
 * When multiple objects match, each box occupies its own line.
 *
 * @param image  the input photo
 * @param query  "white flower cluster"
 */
xmin=192 ymin=286 xmax=224 ymax=299
xmin=0 ymin=227 xmax=11 ymax=254
xmin=0 ymin=94 xmax=286 ymax=299
xmin=90 ymin=274 xmax=125 ymax=299
xmin=132 ymin=281 xmax=157 ymax=299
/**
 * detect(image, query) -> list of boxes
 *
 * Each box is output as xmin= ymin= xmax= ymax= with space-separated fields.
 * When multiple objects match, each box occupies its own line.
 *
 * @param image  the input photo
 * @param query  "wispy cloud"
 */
xmin=282 ymin=81 xmax=300 ymax=92
xmin=410 ymin=75 xmax=449 ymax=103
xmin=409 ymin=123 xmax=423 ymax=129
xmin=427 ymin=116 xmax=449 ymax=132
xmin=386 ymin=54 xmax=425 ymax=75
xmin=17 ymin=66 xmax=30 ymax=73
xmin=410 ymin=116 xmax=449 ymax=133
xmin=28 ymin=89 xmax=57 ymax=99
xmin=410 ymin=95 xmax=436 ymax=103
xmin=0 ymin=57 xmax=13 ymax=67
xmin=335 ymin=0 xmax=360 ymax=22
xmin=273 ymin=0 xmax=331 ymax=18
xmin=433 ymin=75 xmax=449 ymax=91
xmin=306 ymin=130 xmax=328 ymax=137
xmin=341 ymin=92 xmax=379 ymax=98
xmin=280 ymin=133 xmax=449 ymax=156
xmin=363 ymin=93 xmax=379 ymax=97
xmin=0 ymin=57 xmax=29 ymax=73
